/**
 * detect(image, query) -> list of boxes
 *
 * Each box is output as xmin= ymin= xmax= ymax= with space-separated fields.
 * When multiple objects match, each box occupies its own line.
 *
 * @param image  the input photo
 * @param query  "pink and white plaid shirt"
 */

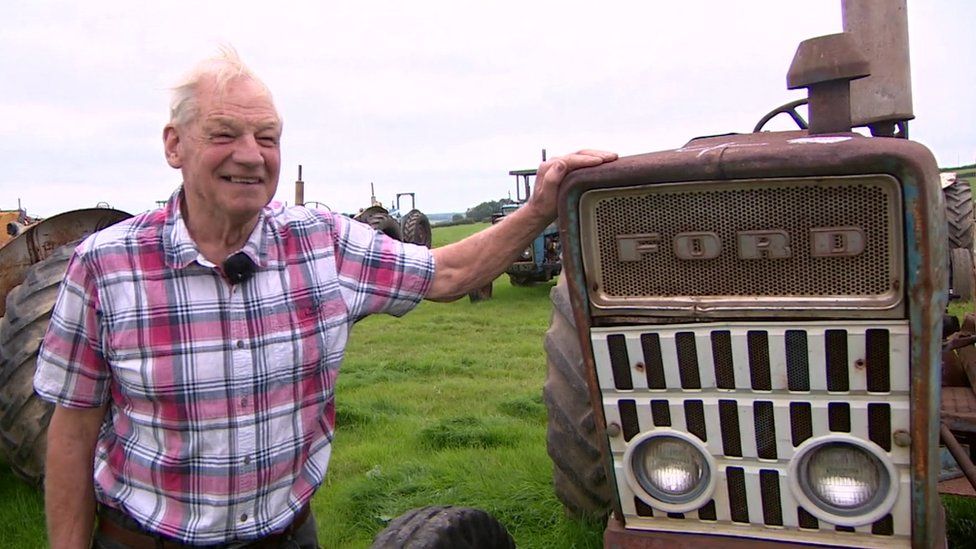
xmin=34 ymin=190 xmax=434 ymax=545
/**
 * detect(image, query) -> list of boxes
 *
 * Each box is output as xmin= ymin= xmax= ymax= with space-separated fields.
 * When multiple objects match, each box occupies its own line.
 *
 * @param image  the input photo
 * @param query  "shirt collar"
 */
xmin=162 ymin=186 xmax=270 ymax=270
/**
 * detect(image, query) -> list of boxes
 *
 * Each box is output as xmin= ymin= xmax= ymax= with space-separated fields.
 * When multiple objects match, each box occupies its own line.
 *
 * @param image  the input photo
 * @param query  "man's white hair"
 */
xmin=169 ymin=45 xmax=275 ymax=127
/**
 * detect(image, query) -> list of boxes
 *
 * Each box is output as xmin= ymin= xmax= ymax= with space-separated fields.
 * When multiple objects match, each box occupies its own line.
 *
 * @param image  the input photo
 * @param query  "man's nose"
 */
xmin=233 ymin=134 xmax=264 ymax=166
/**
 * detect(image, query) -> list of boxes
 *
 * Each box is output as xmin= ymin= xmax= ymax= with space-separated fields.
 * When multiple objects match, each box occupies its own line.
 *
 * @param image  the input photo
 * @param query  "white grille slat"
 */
xmin=848 ymin=331 xmax=868 ymax=392
xmin=767 ymin=331 xmax=789 ymax=390
xmin=696 ymin=333 xmax=717 ymax=389
xmin=659 ymin=333 xmax=682 ymax=390
xmin=703 ymin=399 xmax=724 ymax=458
xmin=806 ymin=329 xmax=829 ymax=392
xmin=623 ymin=334 xmax=646 ymax=390
xmin=730 ymin=331 xmax=752 ymax=389
xmin=850 ymin=402 xmax=870 ymax=441
xmin=738 ymin=402 xmax=758 ymax=458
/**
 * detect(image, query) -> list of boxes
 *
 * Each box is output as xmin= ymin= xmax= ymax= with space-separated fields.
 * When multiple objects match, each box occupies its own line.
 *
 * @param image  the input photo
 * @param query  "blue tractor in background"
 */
xmin=468 ymin=155 xmax=562 ymax=302
xmin=502 ymin=166 xmax=562 ymax=287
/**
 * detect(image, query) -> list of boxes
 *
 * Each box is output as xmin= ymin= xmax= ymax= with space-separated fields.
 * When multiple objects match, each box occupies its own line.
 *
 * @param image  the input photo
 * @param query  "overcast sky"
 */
xmin=2 ymin=0 xmax=973 ymax=218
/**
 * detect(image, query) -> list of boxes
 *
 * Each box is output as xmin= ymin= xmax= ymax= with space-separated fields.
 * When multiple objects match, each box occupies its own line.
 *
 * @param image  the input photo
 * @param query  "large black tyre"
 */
xmin=950 ymin=247 xmax=975 ymax=302
xmin=357 ymin=207 xmax=402 ymax=241
xmin=371 ymin=505 xmax=515 ymax=549
xmin=542 ymin=277 xmax=611 ymax=517
xmin=944 ymin=178 xmax=975 ymax=251
xmin=508 ymin=274 xmax=533 ymax=287
xmin=0 ymin=243 xmax=76 ymax=486
xmin=467 ymin=282 xmax=493 ymax=303
xmin=400 ymin=209 xmax=432 ymax=247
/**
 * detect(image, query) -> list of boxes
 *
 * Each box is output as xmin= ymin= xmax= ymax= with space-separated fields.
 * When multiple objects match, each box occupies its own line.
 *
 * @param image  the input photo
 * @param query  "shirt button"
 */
xmin=244 ymin=456 xmax=251 ymax=465
xmin=240 ymin=513 xmax=248 ymax=522
xmin=236 ymin=340 xmax=245 ymax=349
xmin=240 ymin=397 xmax=248 ymax=407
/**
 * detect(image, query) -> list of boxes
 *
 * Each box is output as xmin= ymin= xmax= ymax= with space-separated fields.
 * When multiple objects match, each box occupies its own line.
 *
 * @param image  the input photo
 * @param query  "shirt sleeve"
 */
xmin=328 ymin=213 xmax=435 ymax=321
xmin=33 ymin=245 xmax=112 ymax=408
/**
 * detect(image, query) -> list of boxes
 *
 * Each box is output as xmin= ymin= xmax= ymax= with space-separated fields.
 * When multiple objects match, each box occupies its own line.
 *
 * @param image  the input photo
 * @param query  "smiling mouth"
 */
xmin=222 ymin=176 xmax=262 ymax=185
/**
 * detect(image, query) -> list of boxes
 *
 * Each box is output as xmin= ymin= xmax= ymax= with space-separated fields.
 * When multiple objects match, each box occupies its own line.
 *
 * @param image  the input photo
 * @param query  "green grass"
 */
xmin=2 ymin=220 xmax=975 ymax=547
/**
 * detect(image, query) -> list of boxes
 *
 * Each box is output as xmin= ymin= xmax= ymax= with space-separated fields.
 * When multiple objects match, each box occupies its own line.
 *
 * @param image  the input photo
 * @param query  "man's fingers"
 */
xmin=536 ymin=150 xmax=618 ymax=184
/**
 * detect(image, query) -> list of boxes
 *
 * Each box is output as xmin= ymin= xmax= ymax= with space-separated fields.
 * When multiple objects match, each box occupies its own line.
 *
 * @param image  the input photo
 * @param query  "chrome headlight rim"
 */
xmin=788 ymin=434 xmax=898 ymax=527
xmin=622 ymin=429 xmax=716 ymax=514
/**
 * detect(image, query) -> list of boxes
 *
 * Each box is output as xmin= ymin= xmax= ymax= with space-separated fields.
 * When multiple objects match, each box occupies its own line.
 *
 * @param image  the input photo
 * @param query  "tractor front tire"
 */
xmin=944 ymin=178 xmax=975 ymax=251
xmin=951 ymin=247 xmax=975 ymax=301
xmin=0 ymin=243 xmax=76 ymax=486
xmin=542 ymin=277 xmax=611 ymax=518
xmin=467 ymin=282 xmax=493 ymax=302
xmin=363 ymin=212 xmax=402 ymax=241
xmin=371 ymin=505 xmax=515 ymax=549
xmin=400 ymin=209 xmax=432 ymax=247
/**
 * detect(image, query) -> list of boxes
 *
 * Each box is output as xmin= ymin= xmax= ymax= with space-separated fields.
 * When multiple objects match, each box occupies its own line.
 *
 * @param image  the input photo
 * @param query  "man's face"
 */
xmin=164 ymin=76 xmax=282 ymax=223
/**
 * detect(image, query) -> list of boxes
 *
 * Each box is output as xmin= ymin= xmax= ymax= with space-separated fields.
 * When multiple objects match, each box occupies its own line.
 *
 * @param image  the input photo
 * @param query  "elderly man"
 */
xmin=35 ymin=49 xmax=615 ymax=548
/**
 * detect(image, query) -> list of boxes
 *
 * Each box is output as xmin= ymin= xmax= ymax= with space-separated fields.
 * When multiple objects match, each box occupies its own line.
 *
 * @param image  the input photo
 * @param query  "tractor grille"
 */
xmin=595 ymin=321 xmax=911 ymax=547
xmin=578 ymin=176 xmax=903 ymax=317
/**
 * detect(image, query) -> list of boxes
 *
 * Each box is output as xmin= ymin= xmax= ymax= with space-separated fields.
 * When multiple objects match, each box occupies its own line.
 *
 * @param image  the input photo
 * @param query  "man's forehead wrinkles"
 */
xmin=204 ymin=114 xmax=281 ymax=131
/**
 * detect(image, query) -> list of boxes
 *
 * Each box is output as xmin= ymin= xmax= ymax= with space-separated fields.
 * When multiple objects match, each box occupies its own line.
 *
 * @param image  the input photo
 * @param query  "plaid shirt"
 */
xmin=34 ymin=190 xmax=434 ymax=545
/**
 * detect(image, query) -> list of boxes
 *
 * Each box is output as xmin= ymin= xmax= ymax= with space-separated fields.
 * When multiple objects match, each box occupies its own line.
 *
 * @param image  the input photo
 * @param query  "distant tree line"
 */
xmin=464 ymin=198 xmax=516 ymax=223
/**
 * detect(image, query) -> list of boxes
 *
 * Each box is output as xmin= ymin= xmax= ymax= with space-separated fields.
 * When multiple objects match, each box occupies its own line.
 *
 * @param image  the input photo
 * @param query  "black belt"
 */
xmin=96 ymin=504 xmax=311 ymax=549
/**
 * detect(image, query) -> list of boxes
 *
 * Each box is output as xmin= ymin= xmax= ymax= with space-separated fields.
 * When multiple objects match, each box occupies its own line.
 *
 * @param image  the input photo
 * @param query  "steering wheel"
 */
xmin=753 ymin=98 xmax=809 ymax=133
xmin=303 ymin=201 xmax=332 ymax=211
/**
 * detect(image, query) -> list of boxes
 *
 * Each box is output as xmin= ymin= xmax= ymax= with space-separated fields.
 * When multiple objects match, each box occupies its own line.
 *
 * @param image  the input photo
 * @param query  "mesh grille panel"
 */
xmin=641 ymin=333 xmax=666 ymax=389
xmin=619 ymin=400 xmax=639 ymax=442
xmin=760 ymin=470 xmax=783 ymax=526
xmin=754 ymin=401 xmax=777 ymax=459
xmin=825 ymin=330 xmax=850 ymax=391
xmin=829 ymin=402 xmax=852 ymax=433
xmin=608 ymin=334 xmax=633 ymax=390
xmin=719 ymin=400 xmax=742 ymax=457
xmin=785 ymin=330 xmax=810 ymax=391
xmin=867 ymin=329 xmax=891 ymax=392
xmin=790 ymin=402 xmax=813 ymax=447
xmin=586 ymin=179 xmax=896 ymax=298
xmin=711 ymin=330 xmax=735 ymax=389
xmin=685 ymin=400 xmax=707 ymax=442
xmin=650 ymin=400 xmax=671 ymax=426
xmin=676 ymin=332 xmax=702 ymax=389
xmin=748 ymin=331 xmax=771 ymax=390
xmin=698 ymin=500 xmax=717 ymax=521
xmin=869 ymin=403 xmax=892 ymax=451
xmin=727 ymin=467 xmax=749 ymax=524
xmin=873 ymin=514 xmax=894 ymax=536
xmin=798 ymin=507 xmax=819 ymax=529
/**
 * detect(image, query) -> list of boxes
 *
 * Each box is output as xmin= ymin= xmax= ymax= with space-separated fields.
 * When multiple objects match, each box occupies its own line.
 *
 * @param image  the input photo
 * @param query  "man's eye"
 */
xmin=210 ymin=133 xmax=234 ymax=142
xmin=258 ymin=136 xmax=278 ymax=146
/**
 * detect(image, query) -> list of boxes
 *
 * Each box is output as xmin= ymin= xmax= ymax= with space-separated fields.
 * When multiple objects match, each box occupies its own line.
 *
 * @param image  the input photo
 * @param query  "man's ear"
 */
xmin=163 ymin=125 xmax=183 ymax=168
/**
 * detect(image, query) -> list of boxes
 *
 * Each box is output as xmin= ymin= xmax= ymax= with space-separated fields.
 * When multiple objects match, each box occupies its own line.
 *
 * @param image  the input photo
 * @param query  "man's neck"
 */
xmin=180 ymin=197 xmax=258 ymax=265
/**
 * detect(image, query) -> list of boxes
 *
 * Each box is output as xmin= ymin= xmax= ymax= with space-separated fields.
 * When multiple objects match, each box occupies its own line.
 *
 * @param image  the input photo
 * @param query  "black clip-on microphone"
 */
xmin=223 ymin=252 xmax=257 ymax=285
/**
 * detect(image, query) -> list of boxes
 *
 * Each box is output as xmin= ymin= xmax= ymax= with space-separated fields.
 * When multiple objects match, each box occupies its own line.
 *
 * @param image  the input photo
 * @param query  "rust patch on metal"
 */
xmin=0 ymin=208 xmax=130 ymax=318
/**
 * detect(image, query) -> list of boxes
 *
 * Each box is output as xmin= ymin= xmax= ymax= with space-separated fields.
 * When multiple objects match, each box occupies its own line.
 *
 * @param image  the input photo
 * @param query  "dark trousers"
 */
xmin=92 ymin=505 xmax=320 ymax=549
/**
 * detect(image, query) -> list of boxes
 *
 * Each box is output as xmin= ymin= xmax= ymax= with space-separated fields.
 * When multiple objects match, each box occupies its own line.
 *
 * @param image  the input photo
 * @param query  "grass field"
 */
xmin=1 ymin=221 xmax=976 ymax=547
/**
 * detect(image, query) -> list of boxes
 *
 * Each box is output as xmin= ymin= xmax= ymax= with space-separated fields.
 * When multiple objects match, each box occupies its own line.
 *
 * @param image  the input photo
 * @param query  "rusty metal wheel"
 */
xmin=542 ymin=277 xmax=611 ymax=517
xmin=0 ymin=242 xmax=76 ymax=486
xmin=371 ymin=506 xmax=515 ymax=549
xmin=400 ymin=209 xmax=432 ymax=247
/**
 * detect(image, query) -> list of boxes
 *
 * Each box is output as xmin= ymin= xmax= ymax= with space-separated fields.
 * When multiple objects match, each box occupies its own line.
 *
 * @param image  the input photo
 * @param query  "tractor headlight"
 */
xmin=623 ymin=430 xmax=715 ymax=513
xmin=789 ymin=435 xmax=898 ymax=526
xmin=519 ymin=246 xmax=532 ymax=261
